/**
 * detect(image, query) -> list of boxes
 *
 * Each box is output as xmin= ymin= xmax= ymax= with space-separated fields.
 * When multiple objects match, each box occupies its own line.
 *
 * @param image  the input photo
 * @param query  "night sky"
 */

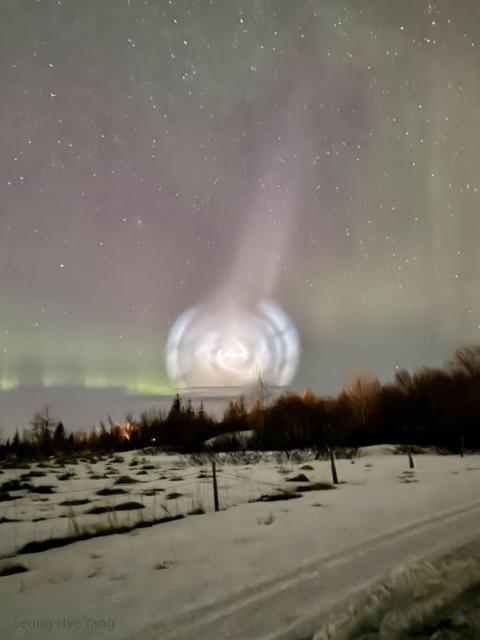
xmin=1 ymin=0 xmax=480 ymax=431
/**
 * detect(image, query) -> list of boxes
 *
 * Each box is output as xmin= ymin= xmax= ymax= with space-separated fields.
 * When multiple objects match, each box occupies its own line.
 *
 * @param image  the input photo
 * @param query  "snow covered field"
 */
xmin=0 ymin=447 xmax=479 ymax=640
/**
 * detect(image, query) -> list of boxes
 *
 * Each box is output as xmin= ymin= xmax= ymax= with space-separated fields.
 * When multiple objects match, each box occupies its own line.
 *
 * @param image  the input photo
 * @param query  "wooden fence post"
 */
xmin=212 ymin=460 xmax=220 ymax=512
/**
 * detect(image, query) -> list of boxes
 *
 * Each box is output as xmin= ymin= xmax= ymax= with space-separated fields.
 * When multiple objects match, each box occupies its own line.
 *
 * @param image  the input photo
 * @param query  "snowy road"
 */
xmin=136 ymin=498 xmax=480 ymax=640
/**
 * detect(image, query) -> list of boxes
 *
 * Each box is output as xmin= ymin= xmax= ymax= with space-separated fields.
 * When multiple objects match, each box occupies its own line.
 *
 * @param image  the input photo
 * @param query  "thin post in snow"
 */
xmin=212 ymin=460 xmax=220 ymax=512
xmin=326 ymin=423 xmax=339 ymax=485
xmin=408 ymin=450 xmax=415 ymax=469
xmin=329 ymin=446 xmax=339 ymax=485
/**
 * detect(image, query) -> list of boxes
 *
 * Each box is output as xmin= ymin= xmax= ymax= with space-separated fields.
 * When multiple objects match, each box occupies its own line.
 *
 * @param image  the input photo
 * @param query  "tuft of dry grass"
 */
xmin=97 ymin=487 xmax=127 ymax=496
xmin=114 ymin=475 xmax=138 ymax=485
xmin=294 ymin=482 xmax=336 ymax=493
xmin=17 ymin=514 xmax=183 ymax=555
xmin=59 ymin=498 xmax=90 ymax=506
xmin=88 ymin=502 xmax=145 ymax=515
xmin=166 ymin=492 xmax=183 ymax=500
xmin=154 ymin=560 xmax=176 ymax=571
xmin=253 ymin=492 xmax=302 ymax=502
xmin=257 ymin=511 xmax=275 ymax=525
xmin=0 ymin=563 xmax=29 ymax=577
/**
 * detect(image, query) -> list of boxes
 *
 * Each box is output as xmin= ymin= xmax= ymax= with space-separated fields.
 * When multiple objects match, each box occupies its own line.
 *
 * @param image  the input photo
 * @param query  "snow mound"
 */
xmin=314 ymin=544 xmax=480 ymax=640
xmin=357 ymin=444 xmax=398 ymax=457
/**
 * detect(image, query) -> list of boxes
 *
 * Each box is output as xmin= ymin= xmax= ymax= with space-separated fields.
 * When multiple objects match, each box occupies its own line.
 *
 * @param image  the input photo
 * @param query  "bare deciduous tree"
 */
xmin=344 ymin=371 xmax=380 ymax=428
xmin=449 ymin=346 xmax=480 ymax=377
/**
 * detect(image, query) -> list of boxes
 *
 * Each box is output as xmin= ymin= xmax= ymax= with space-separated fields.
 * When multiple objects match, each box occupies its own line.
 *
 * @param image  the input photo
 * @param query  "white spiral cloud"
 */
xmin=166 ymin=300 xmax=299 ymax=389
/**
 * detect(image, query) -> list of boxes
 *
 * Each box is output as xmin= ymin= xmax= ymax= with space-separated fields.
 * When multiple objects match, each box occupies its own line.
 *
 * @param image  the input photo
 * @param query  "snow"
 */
xmin=357 ymin=444 xmax=398 ymax=456
xmin=0 ymin=448 xmax=479 ymax=639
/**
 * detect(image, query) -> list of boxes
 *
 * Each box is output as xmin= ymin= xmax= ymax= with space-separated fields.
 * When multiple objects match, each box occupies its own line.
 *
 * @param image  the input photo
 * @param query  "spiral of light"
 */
xmin=166 ymin=300 xmax=299 ymax=388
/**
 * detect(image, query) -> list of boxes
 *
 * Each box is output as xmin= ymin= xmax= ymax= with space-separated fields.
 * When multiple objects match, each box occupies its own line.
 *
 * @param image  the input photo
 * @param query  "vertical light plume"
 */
xmin=165 ymin=94 xmax=313 ymax=390
xmin=227 ymin=168 xmax=294 ymax=303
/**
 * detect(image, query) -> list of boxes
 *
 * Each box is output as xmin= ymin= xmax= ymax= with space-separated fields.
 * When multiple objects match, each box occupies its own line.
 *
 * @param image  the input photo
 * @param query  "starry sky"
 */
xmin=1 ymin=0 xmax=480 ymax=431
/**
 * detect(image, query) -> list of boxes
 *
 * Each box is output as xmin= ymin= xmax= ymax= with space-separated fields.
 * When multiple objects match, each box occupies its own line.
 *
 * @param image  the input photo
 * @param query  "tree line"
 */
xmin=1 ymin=345 xmax=480 ymax=459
